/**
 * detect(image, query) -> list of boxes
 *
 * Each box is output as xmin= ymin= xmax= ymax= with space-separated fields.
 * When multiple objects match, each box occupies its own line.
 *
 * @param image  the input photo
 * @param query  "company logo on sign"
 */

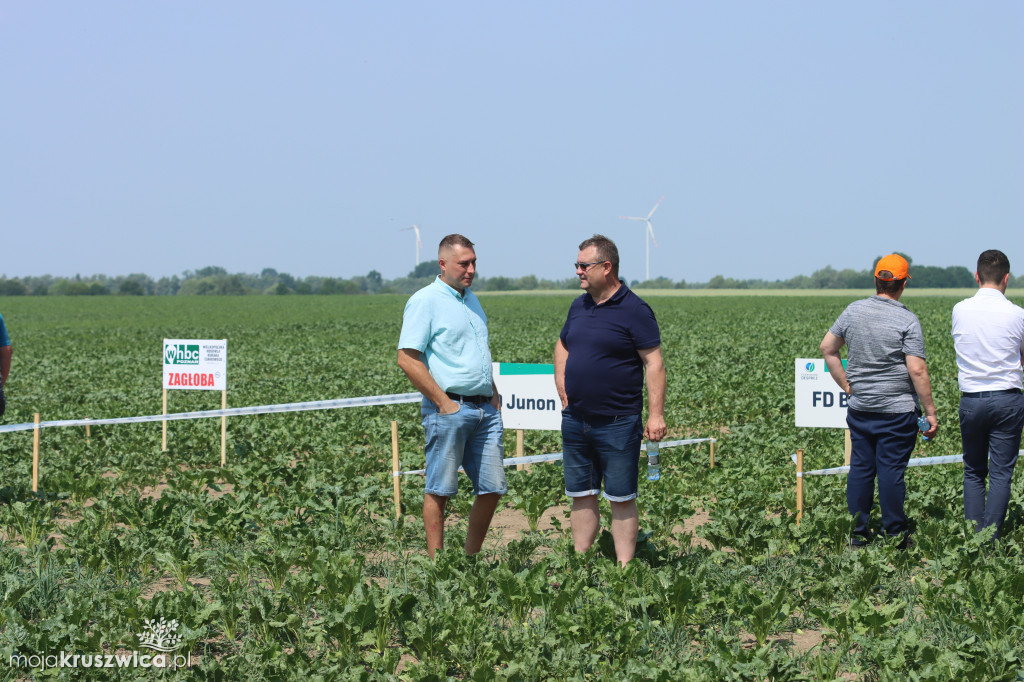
xmin=805 ymin=362 xmax=815 ymax=371
xmin=165 ymin=344 xmax=200 ymax=365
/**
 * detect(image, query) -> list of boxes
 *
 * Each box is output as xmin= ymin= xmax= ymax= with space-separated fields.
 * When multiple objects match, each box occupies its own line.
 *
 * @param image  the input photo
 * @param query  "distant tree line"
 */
xmin=694 ymin=253 xmax=1023 ymax=290
xmin=1 ymin=254 xmax=1020 ymax=296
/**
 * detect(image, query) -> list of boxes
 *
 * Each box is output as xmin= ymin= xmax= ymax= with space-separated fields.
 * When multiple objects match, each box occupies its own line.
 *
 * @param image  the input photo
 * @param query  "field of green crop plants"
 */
xmin=1 ymin=292 xmax=1023 ymax=680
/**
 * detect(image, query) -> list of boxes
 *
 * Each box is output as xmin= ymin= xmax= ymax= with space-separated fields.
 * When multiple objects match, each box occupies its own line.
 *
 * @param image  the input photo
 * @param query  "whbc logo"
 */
xmin=165 ymin=344 xmax=200 ymax=366
xmin=805 ymin=362 xmax=815 ymax=372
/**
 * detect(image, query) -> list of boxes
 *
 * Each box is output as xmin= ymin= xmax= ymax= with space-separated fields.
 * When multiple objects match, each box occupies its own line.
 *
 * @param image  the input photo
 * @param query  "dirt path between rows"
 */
xmin=482 ymin=504 xmax=714 ymax=550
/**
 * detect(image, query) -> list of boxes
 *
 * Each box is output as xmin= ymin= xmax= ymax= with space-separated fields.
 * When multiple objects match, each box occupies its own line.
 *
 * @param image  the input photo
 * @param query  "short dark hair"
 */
xmin=578 ymin=234 xmax=620 ymax=278
xmin=438 ymin=234 xmax=474 ymax=256
xmin=977 ymin=249 xmax=1010 ymax=285
xmin=874 ymin=274 xmax=905 ymax=296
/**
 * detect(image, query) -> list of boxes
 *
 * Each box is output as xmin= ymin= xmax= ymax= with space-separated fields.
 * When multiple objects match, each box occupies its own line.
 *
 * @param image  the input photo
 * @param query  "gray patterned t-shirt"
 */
xmin=829 ymin=295 xmax=926 ymax=413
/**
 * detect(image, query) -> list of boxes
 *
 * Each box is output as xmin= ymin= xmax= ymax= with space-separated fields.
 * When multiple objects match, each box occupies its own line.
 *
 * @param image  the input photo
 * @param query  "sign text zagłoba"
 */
xmin=163 ymin=339 xmax=227 ymax=392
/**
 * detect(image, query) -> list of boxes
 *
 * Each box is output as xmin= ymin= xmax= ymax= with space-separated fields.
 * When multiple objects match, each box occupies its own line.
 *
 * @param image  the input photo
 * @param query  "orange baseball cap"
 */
xmin=874 ymin=254 xmax=911 ymax=281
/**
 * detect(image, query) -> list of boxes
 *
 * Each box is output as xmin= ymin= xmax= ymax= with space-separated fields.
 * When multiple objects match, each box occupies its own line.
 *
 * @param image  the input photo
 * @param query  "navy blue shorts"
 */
xmin=561 ymin=411 xmax=642 ymax=502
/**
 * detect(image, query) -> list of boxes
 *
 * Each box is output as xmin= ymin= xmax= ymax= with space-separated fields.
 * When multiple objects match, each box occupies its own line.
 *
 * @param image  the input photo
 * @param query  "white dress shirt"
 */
xmin=952 ymin=288 xmax=1024 ymax=392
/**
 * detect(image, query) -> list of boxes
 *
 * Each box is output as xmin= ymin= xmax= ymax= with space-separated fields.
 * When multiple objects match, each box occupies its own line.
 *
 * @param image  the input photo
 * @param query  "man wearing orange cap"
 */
xmin=820 ymin=254 xmax=939 ymax=549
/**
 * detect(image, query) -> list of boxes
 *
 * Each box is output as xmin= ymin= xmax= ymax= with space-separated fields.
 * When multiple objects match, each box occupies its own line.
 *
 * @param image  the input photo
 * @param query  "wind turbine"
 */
xmin=401 ymin=225 xmax=422 ymax=271
xmin=619 ymin=196 xmax=664 ymax=282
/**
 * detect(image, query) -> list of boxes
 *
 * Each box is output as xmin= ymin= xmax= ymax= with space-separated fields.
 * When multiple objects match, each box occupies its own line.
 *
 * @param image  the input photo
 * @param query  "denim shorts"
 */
xmin=422 ymin=399 xmax=507 ymax=497
xmin=562 ymin=410 xmax=642 ymax=502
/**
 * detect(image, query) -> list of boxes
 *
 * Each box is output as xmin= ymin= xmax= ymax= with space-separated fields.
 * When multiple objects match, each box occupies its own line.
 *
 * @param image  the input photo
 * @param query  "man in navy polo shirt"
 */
xmin=398 ymin=234 xmax=507 ymax=558
xmin=554 ymin=234 xmax=666 ymax=565
xmin=0 ymin=310 xmax=10 ymax=418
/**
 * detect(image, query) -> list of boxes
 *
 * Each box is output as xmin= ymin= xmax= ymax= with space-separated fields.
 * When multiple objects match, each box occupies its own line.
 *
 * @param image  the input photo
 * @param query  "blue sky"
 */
xmin=2 ymin=2 xmax=1021 ymax=284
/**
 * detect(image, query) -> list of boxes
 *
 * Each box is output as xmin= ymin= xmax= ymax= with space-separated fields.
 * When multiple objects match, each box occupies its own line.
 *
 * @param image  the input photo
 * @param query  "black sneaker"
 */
xmin=850 ymin=534 xmax=872 ymax=549
xmin=885 ymin=533 xmax=913 ymax=550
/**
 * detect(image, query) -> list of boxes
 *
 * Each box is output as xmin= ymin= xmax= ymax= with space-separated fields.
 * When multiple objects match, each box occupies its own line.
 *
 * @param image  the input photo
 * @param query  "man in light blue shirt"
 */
xmin=398 ymin=234 xmax=506 ymax=558
xmin=0 ymin=311 xmax=10 ymax=418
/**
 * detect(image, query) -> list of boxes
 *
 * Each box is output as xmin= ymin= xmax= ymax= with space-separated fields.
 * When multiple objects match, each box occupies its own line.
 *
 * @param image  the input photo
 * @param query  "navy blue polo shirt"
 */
xmin=560 ymin=284 xmax=661 ymax=416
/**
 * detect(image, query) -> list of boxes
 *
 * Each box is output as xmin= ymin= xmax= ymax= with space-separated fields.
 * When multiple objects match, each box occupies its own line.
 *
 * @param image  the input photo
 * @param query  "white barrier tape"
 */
xmin=644 ymin=437 xmax=715 ymax=450
xmin=906 ymin=454 xmax=966 ymax=468
xmin=398 ymin=452 xmax=566 ymax=477
xmin=0 ymin=392 xmax=423 ymax=434
xmin=397 ymin=438 xmax=716 ymax=476
xmin=788 ymin=451 xmax=1024 ymax=477
xmin=795 ymin=465 xmax=850 ymax=478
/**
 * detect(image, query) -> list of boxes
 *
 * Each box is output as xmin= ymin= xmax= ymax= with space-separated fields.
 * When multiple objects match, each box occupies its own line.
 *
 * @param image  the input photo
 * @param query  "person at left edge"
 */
xmin=0 ymin=310 xmax=11 ymax=418
xmin=397 ymin=233 xmax=507 ymax=559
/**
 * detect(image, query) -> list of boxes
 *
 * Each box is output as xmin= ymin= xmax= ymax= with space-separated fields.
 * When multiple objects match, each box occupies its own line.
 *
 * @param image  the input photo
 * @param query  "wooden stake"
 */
xmin=391 ymin=420 xmax=401 ymax=519
xmin=162 ymin=388 xmax=168 ymax=452
xmin=796 ymin=448 xmax=804 ymax=525
xmin=32 ymin=413 xmax=40 ymax=493
xmin=85 ymin=417 xmax=91 ymax=444
xmin=709 ymin=438 xmax=715 ymax=468
xmin=220 ymin=390 xmax=227 ymax=467
xmin=516 ymin=429 xmax=525 ymax=471
xmin=844 ymin=429 xmax=852 ymax=466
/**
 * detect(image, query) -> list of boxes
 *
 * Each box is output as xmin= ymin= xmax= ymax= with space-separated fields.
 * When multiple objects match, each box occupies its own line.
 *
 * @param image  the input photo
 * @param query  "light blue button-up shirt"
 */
xmin=398 ymin=277 xmax=493 ymax=396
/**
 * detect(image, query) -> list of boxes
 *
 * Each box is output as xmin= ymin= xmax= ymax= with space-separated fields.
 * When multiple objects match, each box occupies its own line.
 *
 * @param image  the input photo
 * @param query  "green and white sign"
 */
xmin=164 ymin=339 xmax=227 ymax=391
xmin=493 ymin=363 xmax=560 ymax=431
xmin=795 ymin=358 xmax=848 ymax=428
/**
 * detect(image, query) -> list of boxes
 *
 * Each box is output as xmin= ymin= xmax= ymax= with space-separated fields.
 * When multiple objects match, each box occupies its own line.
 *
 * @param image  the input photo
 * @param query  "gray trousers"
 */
xmin=960 ymin=391 xmax=1024 ymax=536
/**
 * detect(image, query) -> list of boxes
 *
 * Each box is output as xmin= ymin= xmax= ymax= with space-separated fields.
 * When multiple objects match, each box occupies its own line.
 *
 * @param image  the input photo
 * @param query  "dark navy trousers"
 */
xmin=846 ymin=408 xmax=918 ymax=539
xmin=960 ymin=391 xmax=1024 ymax=537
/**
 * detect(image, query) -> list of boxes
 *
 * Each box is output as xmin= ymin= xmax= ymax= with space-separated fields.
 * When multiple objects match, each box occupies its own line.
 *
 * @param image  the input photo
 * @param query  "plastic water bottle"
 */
xmin=917 ymin=415 xmax=931 ymax=442
xmin=646 ymin=440 xmax=661 ymax=481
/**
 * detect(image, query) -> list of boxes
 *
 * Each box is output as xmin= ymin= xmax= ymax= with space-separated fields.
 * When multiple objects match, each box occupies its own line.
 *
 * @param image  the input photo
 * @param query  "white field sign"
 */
xmin=493 ymin=363 xmax=560 ymax=431
xmin=162 ymin=339 xmax=228 ymax=461
xmin=794 ymin=358 xmax=849 ymax=429
xmin=164 ymin=340 xmax=227 ymax=391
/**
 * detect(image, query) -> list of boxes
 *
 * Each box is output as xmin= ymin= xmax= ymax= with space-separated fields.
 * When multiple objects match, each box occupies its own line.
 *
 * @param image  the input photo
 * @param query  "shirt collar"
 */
xmin=974 ymin=287 xmax=1007 ymax=301
xmin=433 ymin=275 xmax=467 ymax=299
xmin=870 ymin=294 xmax=908 ymax=310
xmin=586 ymin=283 xmax=629 ymax=307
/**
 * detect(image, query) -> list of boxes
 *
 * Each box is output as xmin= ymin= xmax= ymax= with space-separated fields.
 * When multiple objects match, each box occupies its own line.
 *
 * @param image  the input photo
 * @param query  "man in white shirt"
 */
xmin=952 ymin=249 xmax=1024 ymax=538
